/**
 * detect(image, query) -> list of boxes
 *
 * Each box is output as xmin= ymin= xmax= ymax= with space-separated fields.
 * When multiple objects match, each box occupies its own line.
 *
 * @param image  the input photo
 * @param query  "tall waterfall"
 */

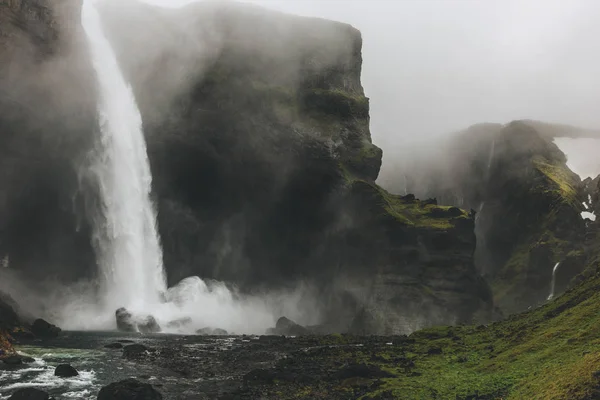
xmin=547 ymin=262 xmax=561 ymax=301
xmin=82 ymin=0 xmax=166 ymax=314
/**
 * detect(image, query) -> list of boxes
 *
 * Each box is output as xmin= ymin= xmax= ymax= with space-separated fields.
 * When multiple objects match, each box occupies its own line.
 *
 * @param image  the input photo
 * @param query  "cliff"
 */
xmin=97 ymin=0 xmax=494 ymax=333
xmin=400 ymin=121 xmax=589 ymax=314
xmin=0 ymin=0 xmax=97 ymax=284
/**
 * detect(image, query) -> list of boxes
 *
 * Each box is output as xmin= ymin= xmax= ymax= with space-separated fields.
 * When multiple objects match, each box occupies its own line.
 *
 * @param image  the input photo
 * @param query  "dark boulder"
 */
xmin=196 ymin=327 xmax=228 ymax=336
xmin=104 ymin=342 xmax=124 ymax=349
xmin=7 ymin=388 xmax=50 ymax=400
xmin=137 ymin=316 xmax=161 ymax=334
xmin=54 ymin=364 xmax=78 ymax=377
xmin=123 ymin=344 xmax=155 ymax=359
xmin=272 ymin=317 xmax=309 ymax=336
xmin=115 ymin=308 xmax=136 ymax=333
xmin=31 ymin=319 xmax=61 ymax=338
xmin=97 ymin=378 xmax=163 ymax=400
xmin=2 ymin=355 xmax=35 ymax=365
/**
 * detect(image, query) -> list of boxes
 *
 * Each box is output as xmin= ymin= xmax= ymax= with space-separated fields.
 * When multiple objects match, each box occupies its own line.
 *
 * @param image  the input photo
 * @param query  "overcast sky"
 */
xmin=138 ymin=0 xmax=600 ymax=180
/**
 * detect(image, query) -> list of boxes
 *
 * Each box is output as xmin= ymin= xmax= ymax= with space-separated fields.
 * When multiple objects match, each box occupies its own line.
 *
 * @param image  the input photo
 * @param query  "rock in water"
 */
xmin=2 ymin=355 xmax=35 ymax=365
xmin=115 ymin=308 xmax=136 ymax=332
xmin=137 ymin=316 xmax=161 ymax=334
xmin=104 ymin=342 xmax=124 ymax=349
xmin=97 ymin=378 xmax=163 ymax=400
xmin=272 ymin=317 xmax=309 ymax=336
xmin=196 ymin=327 xmax=228 ymax=336
xmin=31 ymin=319 xmax=61 ymax=338
xmin=54 ymin=364 xmax=78 ymax=377
xmin=8 ymin=388 xmax=50 ymax=400
xmin=123 ymin=344 xmax=155 ymax=359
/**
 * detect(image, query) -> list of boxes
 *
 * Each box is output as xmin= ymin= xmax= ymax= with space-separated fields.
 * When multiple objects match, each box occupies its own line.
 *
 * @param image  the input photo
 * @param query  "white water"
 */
xmin=82 ymin=0 xmax=167 ymax=313
xmin=487 ymin=139 xmax=495 ymax=174
xmin=547 ymin=262 xmax=561 ymax=300
xmin=62 ymin=0 xmax=316 ymax=334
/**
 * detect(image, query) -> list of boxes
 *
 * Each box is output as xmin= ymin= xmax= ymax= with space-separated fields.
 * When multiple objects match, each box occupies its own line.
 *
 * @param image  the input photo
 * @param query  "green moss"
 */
xmin=301 ymin=88 xmax=369 ymax=119
xmin=360 ymin=272 xmax=600 ymax=399
xmin=352 ymin=180 xmax=469 ymax=230
xmin=532 ymin=156 xmax=581 ymax=207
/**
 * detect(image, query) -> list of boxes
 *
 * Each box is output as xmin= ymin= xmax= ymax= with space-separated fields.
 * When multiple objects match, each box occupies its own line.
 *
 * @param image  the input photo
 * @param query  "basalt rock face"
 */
xmin=399 ymin=121 xmax=588 ymax=314
xmin=0 ymin=0 xmax=97 ymax=285
xmin=99 ymin=1 xmax=493 ymax=333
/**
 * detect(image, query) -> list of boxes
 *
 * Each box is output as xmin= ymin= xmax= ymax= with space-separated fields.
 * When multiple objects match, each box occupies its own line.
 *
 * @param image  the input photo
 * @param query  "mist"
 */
xmin=136 ymin=0 xmax=600 ymax=189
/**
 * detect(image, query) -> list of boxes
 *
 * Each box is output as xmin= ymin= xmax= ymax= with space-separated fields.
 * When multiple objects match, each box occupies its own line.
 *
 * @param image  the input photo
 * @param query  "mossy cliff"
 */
xmin=98 ymin=0 xmax=494 ymax=333
xmin=400 ymin=121 xmax=588 ymax=315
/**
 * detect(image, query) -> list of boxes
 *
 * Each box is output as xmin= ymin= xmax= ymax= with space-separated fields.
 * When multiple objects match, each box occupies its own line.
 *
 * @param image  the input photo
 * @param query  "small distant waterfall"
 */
xmin=487 ymin=139 xmax=495 ymax=175
xmin=82 ymin=0 xmax=166 ymax=313
xmin=547 ymin=262 xmax=561 ymax=300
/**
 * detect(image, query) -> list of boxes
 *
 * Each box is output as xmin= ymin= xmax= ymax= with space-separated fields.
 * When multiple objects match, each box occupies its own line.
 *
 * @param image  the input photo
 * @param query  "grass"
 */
xmin=350 ymin=270 xmax=600 ymax=399
xmin=532 ymin=155 xmax=582 ymax=208
xmin=350 ymin=179 xmax=469 ymax=230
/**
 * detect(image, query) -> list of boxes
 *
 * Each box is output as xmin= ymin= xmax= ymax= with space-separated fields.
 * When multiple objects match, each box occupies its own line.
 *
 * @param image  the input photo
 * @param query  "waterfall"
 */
xmin=82 ymin=0 xmax=166 ymax=314
xmin=547 ymin=262 xmax=561 ymax=300
xmin=487 ymin=139 xmax=495 ymax=174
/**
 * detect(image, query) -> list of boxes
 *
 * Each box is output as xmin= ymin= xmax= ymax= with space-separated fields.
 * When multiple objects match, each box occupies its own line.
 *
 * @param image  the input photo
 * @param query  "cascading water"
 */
xmin=547 ymin=262 xmax=561 ymax=300
xmin=82 ymin=0 xmax=167 ymax=314
xmin=71 ymin=0 xmax=310 ymax=334
xmin=487 ymin=139 xmax=495 ymax=175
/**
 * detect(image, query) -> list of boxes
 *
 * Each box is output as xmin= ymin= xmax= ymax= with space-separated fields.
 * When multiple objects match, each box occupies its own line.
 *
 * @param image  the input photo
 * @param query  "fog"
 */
xmin=137 ymin=0 xmax=600 ymax=187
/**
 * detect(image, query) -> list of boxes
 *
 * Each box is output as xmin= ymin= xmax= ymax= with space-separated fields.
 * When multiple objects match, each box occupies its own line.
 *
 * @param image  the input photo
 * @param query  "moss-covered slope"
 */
xmin=233 ymin=265 xmax=600 ymax=399
xmin=400 ymin=121 xmax=588 ymax=315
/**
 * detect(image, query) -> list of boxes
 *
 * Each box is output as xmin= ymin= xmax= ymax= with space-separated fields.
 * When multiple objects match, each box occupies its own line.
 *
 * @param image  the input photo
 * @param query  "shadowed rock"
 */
xmin=123 ymin=344 xmax=155 ymax=359
xmin=2 ymin=355 xmax=35 ymax=365
xmin=31 ymin=319 xmax=61 ymax=338
xmin=196 ymin=327 xmax=228 ymax=336
xmin=98 ymin=378 xmax=162 ymax=400
xmin=115 ymin=308 xmax=136 ymax=332
xmin=7 ymin=388 xmax=51 ymax=400
xmin=104 ymin=342 xmax=124 ymax=349
xmin=137 ymin=315 xmax=161 ymax=334
xmin=54 ymin=364 xmax=78 ymax=377
xmin=269 ymin=317 xmax=309 ymax=336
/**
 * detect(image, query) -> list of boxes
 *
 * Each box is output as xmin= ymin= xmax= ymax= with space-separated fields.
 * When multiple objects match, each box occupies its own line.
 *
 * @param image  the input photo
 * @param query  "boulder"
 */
xmin=2 ymin=355 xmax=35 ymax=365
xmin=137 ymin=316 xmax=161 ymax=334
xmin=123 ymin=344 xmax=155 ymax=359
xmin=115 ymin=308 xmax=136 ymax=332
xmin=7 ymin=388 xmax=50 ymax=400
xmin=97 ymin=378 xmax=163 ymax=400
xmin=104 ymin=342 xmax=124 ymax=349
xmin=196 ymin=327 xmax=228 ymax=336
xmin=272 ymin=317 xmax=309 ymax=336
xmin=54 ymin=364 xmax=78 ymax=377
xmin=31 ymin=319 xmax=61 ymax=338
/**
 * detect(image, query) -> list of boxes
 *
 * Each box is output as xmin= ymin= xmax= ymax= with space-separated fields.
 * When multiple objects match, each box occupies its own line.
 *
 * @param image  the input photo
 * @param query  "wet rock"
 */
xmin=31 ymin=319 xmax=61 ymax=338
xmin=116 ymin=308 xmax=136 ymax=332
xmin=97 ymin=378 xmax=163 ymax=400
xmin=196 ymin=327 xmax=228 ymax=336
xmin=138 ymin=315 xmax=161 ymax=334
xmin=7 ymin=388 xmax=50 ymax=400
xmin=166 ymin=317 xmax=192 ymax=329
xmin=54 ymin=364 xmax=78 ymax=377
xmin=2 ymin=355 xmax=35 ymax=365
xmin=271 ymin=317 xmax=309 ymax=336
xmin=105 ymin=342 xmax=124 ymax=349
xmin=118 ymin=339 xmax=135 ymax=343
xmin=123 ymin=344 xmax=155 ymax=359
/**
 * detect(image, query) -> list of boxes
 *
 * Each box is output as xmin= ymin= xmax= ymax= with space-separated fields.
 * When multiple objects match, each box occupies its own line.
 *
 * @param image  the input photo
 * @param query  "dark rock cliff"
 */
xmin=98 ymin=0 xmax=494 ymax=333
xmin=399 ymin=121 xmax=589 ymax=314
xmin=0 ymin=0 xmax=97 ymax=283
